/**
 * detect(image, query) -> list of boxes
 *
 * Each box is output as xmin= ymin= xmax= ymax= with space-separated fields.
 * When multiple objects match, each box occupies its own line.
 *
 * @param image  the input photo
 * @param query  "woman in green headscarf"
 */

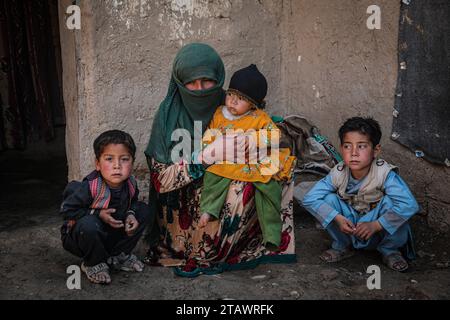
xmin=145 ymin=43 xmax=226 ymax=164
xmin=144 ymin=43 xmax=296 ymax=276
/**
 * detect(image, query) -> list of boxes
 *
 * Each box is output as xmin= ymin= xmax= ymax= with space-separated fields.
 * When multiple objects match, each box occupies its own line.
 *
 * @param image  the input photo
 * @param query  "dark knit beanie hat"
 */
xmin=228 ymin=64 xmax=268 ymax=108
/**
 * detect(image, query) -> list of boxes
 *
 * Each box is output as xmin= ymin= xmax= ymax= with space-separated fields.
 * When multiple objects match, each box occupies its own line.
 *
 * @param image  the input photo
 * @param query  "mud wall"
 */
xmin=280 ymin=0 xmax=449 ymax=231
xmin=59 ymin=0 xmax=449 ymax=231
xmin=60 ymin=0 xmax=284 ymax=195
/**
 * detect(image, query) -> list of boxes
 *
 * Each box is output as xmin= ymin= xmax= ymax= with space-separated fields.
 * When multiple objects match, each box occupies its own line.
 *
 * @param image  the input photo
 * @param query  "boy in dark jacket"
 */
xmin=61 ymin=130 xmax=152 ymax=284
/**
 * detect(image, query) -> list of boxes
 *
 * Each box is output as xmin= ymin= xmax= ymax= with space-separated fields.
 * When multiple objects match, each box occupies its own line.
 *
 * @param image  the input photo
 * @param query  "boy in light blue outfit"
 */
xmin=303 ymin=117 xmax=419 ymax=272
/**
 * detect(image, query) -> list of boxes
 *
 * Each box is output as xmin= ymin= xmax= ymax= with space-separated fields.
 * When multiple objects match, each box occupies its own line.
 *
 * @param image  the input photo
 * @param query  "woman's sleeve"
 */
xmin=148 ymin=158 xmax=193 ymax=194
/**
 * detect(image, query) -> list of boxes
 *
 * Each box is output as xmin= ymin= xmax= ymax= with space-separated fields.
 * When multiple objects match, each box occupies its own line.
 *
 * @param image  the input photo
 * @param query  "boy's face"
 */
xmin=95 ymin=143 xmax=133 ymax=188
xmin=225 ymin=91 xmax=253 ymax=116
xmin=340 ymin=131 xmax=381 ymax=179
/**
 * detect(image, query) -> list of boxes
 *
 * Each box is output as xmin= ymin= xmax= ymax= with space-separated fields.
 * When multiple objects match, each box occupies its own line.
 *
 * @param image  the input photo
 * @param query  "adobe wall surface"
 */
xmin=60 ymin=0 xmax=449 ymax=230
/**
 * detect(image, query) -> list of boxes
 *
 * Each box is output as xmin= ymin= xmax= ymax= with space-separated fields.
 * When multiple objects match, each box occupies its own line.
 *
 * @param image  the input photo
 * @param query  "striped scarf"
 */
xmin=86 ymin=170 xmax=137 ymax=209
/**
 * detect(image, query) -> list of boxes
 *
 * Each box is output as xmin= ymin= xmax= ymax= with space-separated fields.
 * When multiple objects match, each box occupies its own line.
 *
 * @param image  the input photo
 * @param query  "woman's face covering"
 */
xmin=184 ymin=78 xmax=217 ymax=91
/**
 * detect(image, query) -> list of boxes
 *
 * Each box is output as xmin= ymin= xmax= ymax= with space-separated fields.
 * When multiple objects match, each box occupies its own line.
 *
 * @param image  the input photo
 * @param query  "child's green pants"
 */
xmin=200 ymin=172 xmax=282 ymax=250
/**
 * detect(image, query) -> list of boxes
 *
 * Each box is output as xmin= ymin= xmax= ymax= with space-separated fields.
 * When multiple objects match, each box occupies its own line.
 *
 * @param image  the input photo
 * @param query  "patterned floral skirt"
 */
xmin=154 ymin=177 xmax=296 ymax=277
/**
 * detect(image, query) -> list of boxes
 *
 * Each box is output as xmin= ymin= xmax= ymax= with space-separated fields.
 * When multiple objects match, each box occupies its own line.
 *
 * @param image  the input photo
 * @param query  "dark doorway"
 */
xmin=0 ymin=0 xmax=66 ymax=231
xmin=392 ymin=0 xmax=450 ymax=165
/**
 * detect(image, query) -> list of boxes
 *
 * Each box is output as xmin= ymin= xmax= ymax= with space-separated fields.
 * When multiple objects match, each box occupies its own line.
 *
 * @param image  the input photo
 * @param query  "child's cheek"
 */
xmin=225 ymin=96 xmax=233 ymax=107
xmin=103 ymin=162 xmax=114 ymax=172
xmin=342 ymin=152 xmax=351 ymax=162
xmin=124 ymin=163 xmax=133 ymax=175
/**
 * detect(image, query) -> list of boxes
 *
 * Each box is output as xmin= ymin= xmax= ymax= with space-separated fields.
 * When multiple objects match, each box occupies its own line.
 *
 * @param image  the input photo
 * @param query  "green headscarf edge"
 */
xmin=145 ymin=43 xmax=226 ymax=164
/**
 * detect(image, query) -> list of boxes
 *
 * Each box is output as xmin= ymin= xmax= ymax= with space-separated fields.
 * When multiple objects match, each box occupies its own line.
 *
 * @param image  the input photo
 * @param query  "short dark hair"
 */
xmin=93 ymin=130 xmax=136 ymax=160
xmin=338 ymin=117 xmax=382 ymax=146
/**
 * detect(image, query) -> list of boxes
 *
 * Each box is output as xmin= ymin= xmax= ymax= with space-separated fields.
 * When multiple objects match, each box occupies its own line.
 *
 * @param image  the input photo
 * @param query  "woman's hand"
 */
xmin=243 ymin=132 xmax=258 ymax=163
xmin=200 ymin=133 xmax=257 ymax=165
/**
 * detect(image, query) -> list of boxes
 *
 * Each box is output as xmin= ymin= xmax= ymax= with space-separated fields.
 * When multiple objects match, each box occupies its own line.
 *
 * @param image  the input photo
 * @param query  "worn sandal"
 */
xmin=383 ymin=253 xmax=409 ymax=272
xmin=109 ymin=253 xmax=144 ymax=272
xmin=81 ymin=262 xmax=111 ymax=284
xmin=320 ymin=248 xmax=355 ymax=263
xmin=143 ymin=246 xmax=162 ymax=266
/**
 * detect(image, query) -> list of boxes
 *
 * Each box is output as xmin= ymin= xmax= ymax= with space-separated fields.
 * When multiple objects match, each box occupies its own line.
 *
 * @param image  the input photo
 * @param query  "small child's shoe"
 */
xmin=143 ymin=246 xmax=161 ymax=266
xmin=108 ymin=252 xmax=144 ymax=272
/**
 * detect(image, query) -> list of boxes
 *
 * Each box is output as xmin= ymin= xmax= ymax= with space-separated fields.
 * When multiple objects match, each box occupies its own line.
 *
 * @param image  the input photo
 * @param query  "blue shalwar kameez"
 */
xmin=303 ymin=170 xmax=419 ymax=259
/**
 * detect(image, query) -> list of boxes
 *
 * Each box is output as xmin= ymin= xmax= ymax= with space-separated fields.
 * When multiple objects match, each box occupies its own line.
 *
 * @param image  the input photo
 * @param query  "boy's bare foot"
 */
xmin=198 ymin=213 xmax=211 ymax=228
xmin=81 ymin=262 xmax=111 ymax=284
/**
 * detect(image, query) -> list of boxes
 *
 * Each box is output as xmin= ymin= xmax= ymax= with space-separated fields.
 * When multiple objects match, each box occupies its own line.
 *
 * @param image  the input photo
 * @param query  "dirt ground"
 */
xmin=1 ymin=139 xmax=450 ymax=300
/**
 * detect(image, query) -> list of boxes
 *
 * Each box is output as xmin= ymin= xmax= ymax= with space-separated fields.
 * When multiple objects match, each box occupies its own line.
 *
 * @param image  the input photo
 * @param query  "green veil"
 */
xmin=145 ymin=43 xmax=225 ymax=164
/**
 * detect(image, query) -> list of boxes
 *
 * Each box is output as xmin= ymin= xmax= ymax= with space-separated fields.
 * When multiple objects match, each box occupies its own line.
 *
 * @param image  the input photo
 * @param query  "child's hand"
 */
xmin=125 ymin=214 xmax=139 ymax=236
xmin=334 ymin=214 xmax=356 ymax=235
xmin=198 ymin=213 xmax=210 ymax=228
xmin=99 ymin=208 xmax=124 ymax=229
xmin=355 ymin=221 xmax=383 ymax=241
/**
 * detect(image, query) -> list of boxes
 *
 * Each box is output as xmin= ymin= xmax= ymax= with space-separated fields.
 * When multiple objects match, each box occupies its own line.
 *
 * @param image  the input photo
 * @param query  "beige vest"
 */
xmin=330 ymin=159 xmax=397 ymax=213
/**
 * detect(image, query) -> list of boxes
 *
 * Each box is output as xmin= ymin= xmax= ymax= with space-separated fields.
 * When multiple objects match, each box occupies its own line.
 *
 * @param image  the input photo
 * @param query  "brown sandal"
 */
xmin=320 ymin=248 xmax=355 ymax=263
xmin=81 ymin=262 xmax=111 ymax=284
xmin=109 ymin=253 xmax=144 ymax=272
xmin=383 ymin=253 xmax=409 ymax=272
xmin=143 ymin=246 xmax=162 ymax=266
